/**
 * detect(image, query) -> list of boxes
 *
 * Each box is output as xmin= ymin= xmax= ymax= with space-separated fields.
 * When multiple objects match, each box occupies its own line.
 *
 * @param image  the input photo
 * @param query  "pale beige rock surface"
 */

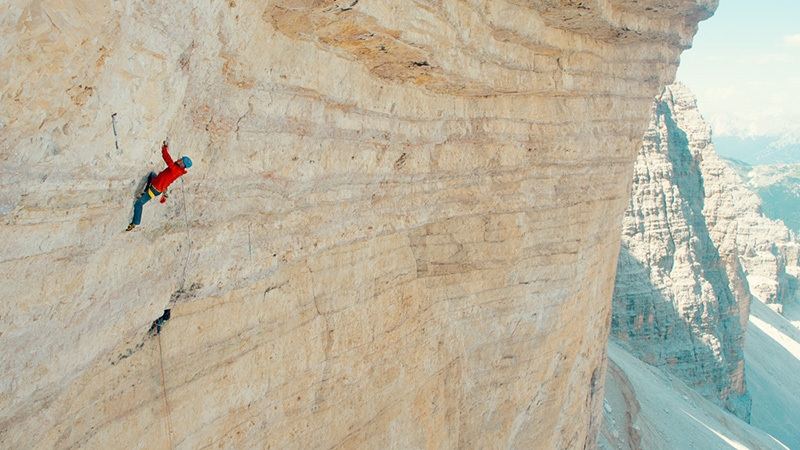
xmin=1 ymin=1 xmax=713 ymax=448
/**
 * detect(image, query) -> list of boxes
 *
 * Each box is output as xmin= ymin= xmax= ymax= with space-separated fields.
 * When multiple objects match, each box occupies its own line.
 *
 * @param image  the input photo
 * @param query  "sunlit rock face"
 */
xmin=612 ymin=83 xmax=779 ymax=420
xmin=610 ymin=83 xmax=800 ymax=438
xmin=1 ymin=1 xmax=713 ymax=448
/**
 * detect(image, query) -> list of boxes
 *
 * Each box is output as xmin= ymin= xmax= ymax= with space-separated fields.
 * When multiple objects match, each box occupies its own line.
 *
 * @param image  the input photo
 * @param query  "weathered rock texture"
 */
xmin=735 ymin=162 xmax=800 ymax=236
xmin=611 ymin=83 xmax=800 ymax=422
xmin=729 ymin=162 xmax=800 ymax=309
xmin=1 ymin=1 xmax=714 ymax=448
xmin=611 ymin=84 xmax=750 ymax=419
xmin=663 ymin=85 xmax=800 ymax=311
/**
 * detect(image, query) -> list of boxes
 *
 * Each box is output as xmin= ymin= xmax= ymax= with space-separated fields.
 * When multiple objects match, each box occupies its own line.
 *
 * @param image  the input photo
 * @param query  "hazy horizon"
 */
xmin=676 ymin=0 xmax=800 ymax=143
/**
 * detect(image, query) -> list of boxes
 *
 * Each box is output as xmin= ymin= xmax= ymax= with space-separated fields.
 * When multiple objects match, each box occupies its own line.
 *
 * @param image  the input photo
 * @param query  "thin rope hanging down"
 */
xmin=178 ymin=177 xmax=192 ymax=292
xmin=157 ymin=332 xmax=175 ymax=450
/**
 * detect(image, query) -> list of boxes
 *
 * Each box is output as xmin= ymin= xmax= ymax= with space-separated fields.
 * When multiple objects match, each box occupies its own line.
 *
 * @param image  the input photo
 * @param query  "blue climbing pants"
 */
xmin=132 ymin=172 xmax=161 ymax=225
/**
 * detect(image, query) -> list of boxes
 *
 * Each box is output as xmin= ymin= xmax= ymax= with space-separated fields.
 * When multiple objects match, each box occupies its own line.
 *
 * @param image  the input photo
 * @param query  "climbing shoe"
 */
xmin=125 ymin=223 xmax=136 ymax=232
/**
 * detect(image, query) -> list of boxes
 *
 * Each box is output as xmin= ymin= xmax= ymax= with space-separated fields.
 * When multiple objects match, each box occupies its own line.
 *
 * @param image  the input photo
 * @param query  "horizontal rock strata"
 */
xmin=1 ymin=1 xmax=714 ymax=448
xmin=612 ymin=84 xmax=750 ymax=419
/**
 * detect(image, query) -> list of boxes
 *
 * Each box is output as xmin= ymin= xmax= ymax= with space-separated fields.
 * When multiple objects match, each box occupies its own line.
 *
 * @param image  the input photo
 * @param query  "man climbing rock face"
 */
xmin=126 ymin=141 xmax=192 ymax=231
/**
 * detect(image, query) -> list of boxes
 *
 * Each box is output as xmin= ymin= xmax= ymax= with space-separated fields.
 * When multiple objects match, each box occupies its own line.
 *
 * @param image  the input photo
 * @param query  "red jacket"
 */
xmin=151 ymin=145 xmax=187 ymax=192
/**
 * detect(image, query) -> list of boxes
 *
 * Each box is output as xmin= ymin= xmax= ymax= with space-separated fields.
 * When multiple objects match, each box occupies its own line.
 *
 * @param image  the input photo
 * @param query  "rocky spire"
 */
xmin=613 ymin=82 xmax=800 ymax=421
xmin=612 ymin=83 xmax=751 ymax=419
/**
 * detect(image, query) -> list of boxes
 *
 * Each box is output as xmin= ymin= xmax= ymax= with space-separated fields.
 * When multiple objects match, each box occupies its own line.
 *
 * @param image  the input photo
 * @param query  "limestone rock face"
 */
xmin=729 ymin=162 xmax=800 ymax=310
xmin=611 ymin=84 xmax=751 ymax=419
xmin=654 ymin=85 xmax=800 ymax=312
xmin=1 ymin=1 xmax=714 ymax=448
xmin=735 ymin=162 xmax=800 ymax=237
xmin=612 ymin=83 xmax=800 ymax=421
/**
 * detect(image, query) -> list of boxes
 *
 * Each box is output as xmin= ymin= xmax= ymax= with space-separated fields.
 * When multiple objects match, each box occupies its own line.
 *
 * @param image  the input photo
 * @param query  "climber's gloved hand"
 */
xmin=160 ymin=192 xmax=169 ymax=204
xmin=162 ymin=141 xmax=169 ymax=152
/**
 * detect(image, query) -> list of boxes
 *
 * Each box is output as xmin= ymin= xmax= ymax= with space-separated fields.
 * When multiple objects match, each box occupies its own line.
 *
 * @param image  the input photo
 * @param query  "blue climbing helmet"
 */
xmin=181 ymin=156 xmax=193 ymax=169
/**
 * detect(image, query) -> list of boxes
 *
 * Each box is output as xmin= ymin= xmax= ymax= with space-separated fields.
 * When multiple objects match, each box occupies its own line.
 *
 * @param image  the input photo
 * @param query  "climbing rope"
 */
xmin=157 ymin=332 xmax=175 ymax=450
xmin=178 ymin=177 xmax=192 ymax=292
xmin=248 ymin=223 xmax=253 ymax=262
xmin=179 ymin=177 xmax=190 ymax=235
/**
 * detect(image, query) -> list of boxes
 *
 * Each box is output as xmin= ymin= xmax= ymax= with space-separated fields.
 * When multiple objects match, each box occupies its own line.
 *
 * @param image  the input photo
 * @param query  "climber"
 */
xmin=149 ymin=309 xmax=171 ymax=335
xmin=126 ymin=141 xmax=192 ymax=231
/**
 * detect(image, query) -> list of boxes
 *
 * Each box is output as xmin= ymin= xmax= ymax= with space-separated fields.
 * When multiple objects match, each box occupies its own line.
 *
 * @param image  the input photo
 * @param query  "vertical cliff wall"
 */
xmin=612 ymin=83 xmax=800 ymax=422
xmin=1 ymin=1 xmax=714 ymax=448
xmin=611 ymin=84 xmax=750 ymax=419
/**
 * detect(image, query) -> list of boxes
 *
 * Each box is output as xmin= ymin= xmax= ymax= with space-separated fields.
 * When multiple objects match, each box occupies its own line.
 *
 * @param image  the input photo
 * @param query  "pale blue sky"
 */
xmin=676 ymin=0 xmax=800 ymax=137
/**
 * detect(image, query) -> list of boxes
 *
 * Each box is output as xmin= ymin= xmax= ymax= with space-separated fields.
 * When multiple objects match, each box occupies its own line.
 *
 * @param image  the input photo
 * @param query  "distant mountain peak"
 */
xmin=612 ymin=83 xmax=800 ymax=425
